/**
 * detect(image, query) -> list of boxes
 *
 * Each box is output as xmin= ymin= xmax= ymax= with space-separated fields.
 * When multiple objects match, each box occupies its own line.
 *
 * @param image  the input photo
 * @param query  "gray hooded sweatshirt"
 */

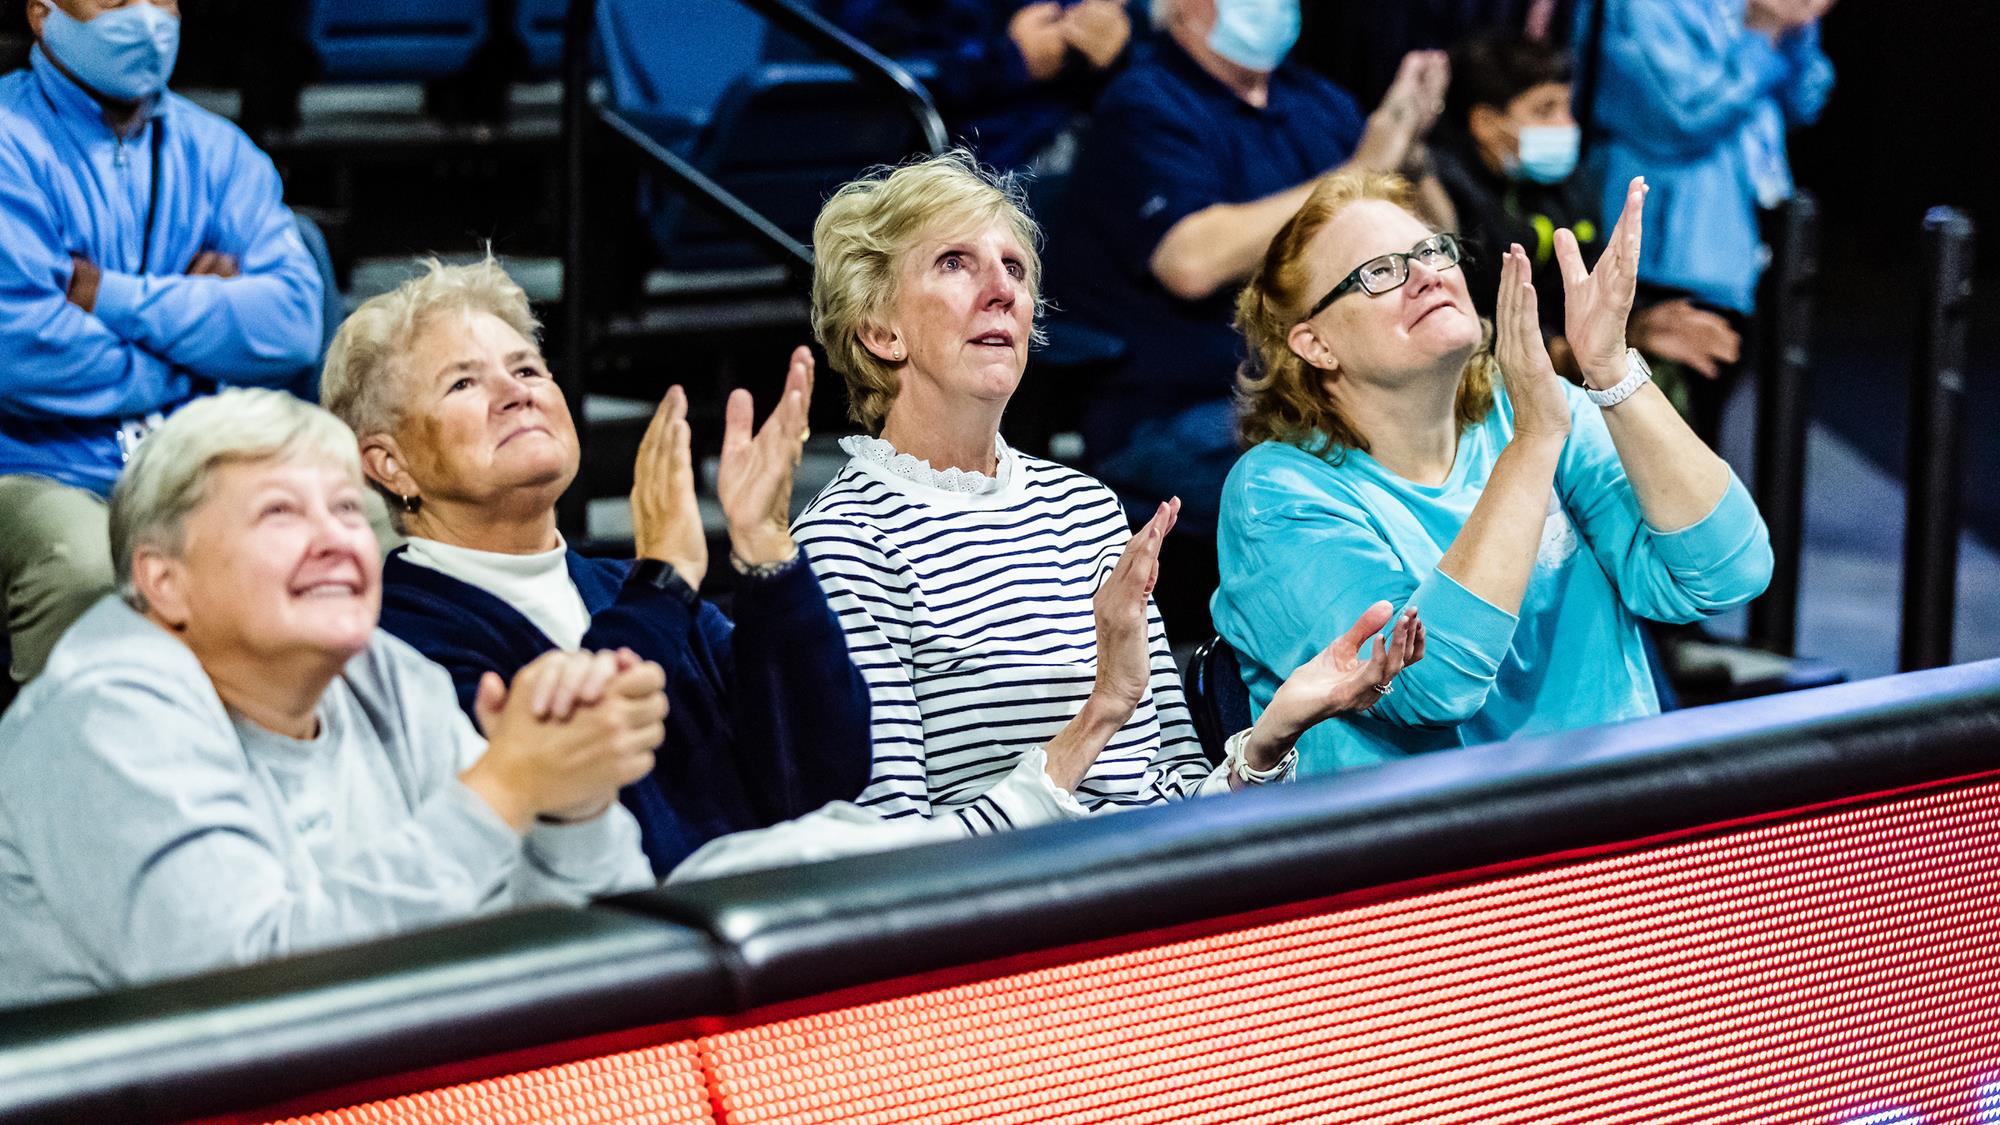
xmin=0 ymin=598 xmax=654 ymax=1007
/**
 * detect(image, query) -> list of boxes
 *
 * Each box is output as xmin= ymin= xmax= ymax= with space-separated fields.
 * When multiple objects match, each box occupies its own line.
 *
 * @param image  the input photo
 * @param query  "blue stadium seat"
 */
xmin=518 ymin=0 xmax=570 ymax=74
xmin=596 ymin=0 xmax=936 ymax=271
xmin=1183 ymin=635 xmax=1252 ymax=767
xmin=306 ymin=0 xmax=489 ymax=82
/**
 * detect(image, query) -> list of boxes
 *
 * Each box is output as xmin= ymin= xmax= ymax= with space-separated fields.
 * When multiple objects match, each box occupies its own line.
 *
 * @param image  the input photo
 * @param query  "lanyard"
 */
xmin=139 ymin=116 xmax=162 ymax=273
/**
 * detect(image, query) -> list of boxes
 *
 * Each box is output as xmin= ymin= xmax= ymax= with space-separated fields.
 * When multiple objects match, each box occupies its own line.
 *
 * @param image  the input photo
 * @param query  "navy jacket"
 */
xmin=379 ymin=549 xmax=872 ymax=876
xmin=1050 ymin=41 xmax=1365 ymax=452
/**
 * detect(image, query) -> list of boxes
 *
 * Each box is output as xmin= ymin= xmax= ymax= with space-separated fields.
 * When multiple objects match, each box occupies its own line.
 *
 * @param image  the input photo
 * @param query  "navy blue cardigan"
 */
xmin=378 ymin=549 xmax=872 ymax=875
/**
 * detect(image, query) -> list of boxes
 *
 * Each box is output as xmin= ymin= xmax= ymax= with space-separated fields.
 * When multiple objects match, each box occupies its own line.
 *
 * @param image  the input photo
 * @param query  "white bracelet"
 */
xmin=1585 ymin=348 xmax=1653 ymax=409
xmin=1223 ymin=728 xmax=1295 ymax=785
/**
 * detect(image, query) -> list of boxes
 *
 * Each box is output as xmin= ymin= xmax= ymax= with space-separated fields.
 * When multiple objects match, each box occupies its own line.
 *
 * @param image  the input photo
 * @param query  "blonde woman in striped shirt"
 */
xmin=782 ymin=153 xmax=1424 ymax=841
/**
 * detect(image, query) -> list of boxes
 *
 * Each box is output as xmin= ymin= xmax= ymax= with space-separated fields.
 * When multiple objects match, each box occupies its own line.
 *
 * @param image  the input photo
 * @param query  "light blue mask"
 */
xmin=39 ymin=2 xmax=180 ymax=104
xmin=1208 ymin=0 xmax=1300 ymax=73
xmin=1514 ymin=124 xmax=1580 ymax=185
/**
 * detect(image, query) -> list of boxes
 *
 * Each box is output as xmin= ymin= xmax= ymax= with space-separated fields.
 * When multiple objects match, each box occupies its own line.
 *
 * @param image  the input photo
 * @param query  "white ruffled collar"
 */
xmin=839 ymin=433 xmax=1012 ymax=495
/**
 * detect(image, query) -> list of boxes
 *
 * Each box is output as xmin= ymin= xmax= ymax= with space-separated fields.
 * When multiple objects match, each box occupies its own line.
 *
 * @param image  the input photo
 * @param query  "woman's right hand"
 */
xmin=631 ymin=385 xmax=709 ymax=589
xmin=464 ymin=650 xmax=667 ymax=831
xmin=1494 ymin=243 xmax=1573 ymax=441
xmin=1091 ymin=498 xmax=1179 ymax=716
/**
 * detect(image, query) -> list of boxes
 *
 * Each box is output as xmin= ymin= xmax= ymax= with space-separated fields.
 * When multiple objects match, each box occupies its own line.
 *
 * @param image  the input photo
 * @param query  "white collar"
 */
xmin=838 ymin=434 xmax=1013 ymax=496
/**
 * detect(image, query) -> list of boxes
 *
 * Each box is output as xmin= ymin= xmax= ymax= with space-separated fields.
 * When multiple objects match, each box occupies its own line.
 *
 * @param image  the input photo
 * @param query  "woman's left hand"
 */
xmin=1558 ymin=176 xmax=1646 ymax=387
xmin=632 ymin=385 xmax=709 ymax=589
xmin=1240 ymin=602 xmax=1424 ymax=773
xmin=719 ymin=346 xmax=813 ymax=567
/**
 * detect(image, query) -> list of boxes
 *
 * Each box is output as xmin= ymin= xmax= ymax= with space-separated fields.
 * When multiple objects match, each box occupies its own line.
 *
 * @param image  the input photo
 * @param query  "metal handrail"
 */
xmin=737 ymin=0 xmax=948 ymax=156
xmin=594 ymin=104 xmax=814 ymax=272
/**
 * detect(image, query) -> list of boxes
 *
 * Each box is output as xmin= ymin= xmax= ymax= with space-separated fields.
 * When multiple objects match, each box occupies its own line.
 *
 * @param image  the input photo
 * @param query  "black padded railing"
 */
xmin=3 ymin=660 xmax=1997 ymax=1123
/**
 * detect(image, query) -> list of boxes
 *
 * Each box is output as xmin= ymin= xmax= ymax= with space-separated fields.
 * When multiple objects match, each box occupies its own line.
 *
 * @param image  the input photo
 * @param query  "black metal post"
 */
xmin=555 ymin=0 xmax=596 ymax=541
xmin=1747 ymin=192 xmax=1818 ymax=656
xmin=1899 ymin=207 xmax=1976 ymax=672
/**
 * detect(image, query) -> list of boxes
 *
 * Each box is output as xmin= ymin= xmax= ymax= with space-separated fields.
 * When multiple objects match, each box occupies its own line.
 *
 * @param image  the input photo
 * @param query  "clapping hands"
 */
xmin=1354 ymin=51 xmax=1450 ymax=173
xmin=718 ymin=346 xmax=813 ymax=568
xmin=465 ymin=647 xmax=667 ymax=830
xmin=1236 ymin=601 xmax=1424 ymax=777
xmin=1092 ymin=498 xmax=1179 ymax=716
xmin=1558 ymin=176 xmax=1646 ymax=389
xmin=631 ymin=385 xmax=708 ymax=588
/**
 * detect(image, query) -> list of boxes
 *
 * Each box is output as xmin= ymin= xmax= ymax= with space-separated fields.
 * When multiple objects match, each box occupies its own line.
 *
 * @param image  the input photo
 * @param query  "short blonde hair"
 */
xmin=811 ymin=150 xmax=1047 ymax=432
xmin=320 ymin=255 xmax=541 ymax=442
xmin=1235 ymin=171 xmax=1494 ymax=458
xmin=110 ymin=389 xmax=364 ymax=611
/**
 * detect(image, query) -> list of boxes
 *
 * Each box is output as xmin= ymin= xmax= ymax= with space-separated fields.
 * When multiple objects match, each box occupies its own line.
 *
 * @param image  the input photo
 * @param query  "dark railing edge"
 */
xmin=0 ymin=908 xmax=730 ymax=1125
xmin=630 ymin=659 xmax=2000 ymax=1006
xmin=5 ymin=662 xmax=1998 ymax=1122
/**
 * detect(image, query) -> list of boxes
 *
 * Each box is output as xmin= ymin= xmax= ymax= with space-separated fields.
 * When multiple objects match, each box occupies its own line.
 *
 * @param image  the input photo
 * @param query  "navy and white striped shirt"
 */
xmin=795 ymin=438 xmax=1224 ymax=838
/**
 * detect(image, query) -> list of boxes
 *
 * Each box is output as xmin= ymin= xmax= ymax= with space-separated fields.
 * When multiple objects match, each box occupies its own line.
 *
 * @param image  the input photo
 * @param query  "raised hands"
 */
xmin=1092 ymin=498 xmax=1179 ymax=715
xmin=1009 ymin=1 xmax=1068 ymax=82
xmin=1746 ymin=0 xmax=1834 ymax=36
xmin=1237 ymin=601 xmax=1424 ymax=774
xmin=1062 ymin=0 xmax=1130 ymax=71
xmin=1494 ymin=240 xmax=1574 ymax=439
xmin=632 ymin=385 xmax=708 ymax=588
xmin=718 ymin=345 xmax=812 ymax=569
xmin=1353 ymin=51 xmax=1450 ymax=173
xmin=465 ymin=648 xmax=668 ymax=830
xmin=1557 ymin=176 xmax=1647 ymax=387
xmin=1628 ymin=298 xmax=1741 ymax=380
xmin=1274 ymin=603 xmax=1422 ymax=723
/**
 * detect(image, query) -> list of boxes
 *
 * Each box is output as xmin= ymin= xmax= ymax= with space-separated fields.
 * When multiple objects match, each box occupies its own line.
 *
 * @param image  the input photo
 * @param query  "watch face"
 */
xmin=1627 ymin=348 xmax=1653 ymax=378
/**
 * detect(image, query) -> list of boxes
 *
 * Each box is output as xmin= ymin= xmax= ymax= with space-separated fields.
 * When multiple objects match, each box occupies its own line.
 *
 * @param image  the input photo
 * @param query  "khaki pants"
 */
xmin=0 ymin=475 xmax=115 ymax=684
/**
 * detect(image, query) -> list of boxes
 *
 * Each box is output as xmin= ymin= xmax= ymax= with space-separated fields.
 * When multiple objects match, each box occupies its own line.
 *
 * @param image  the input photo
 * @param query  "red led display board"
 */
xmin=253 ymin=778 xmax=2000 ymax=1125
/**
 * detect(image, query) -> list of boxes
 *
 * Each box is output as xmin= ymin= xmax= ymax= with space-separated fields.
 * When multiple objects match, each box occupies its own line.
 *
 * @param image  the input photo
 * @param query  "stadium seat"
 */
xmin=595 ymin=0 xmax=938 ymax=272
xmin=517 ymin=0 xmax=570 ymax=75
xmin=305 ymin=0 xmax=489 ymax=82
xmin=1183 ymin=635 xmax=1252 ymax=767
xmin=286 ymin=212 xmax=345 ymax=404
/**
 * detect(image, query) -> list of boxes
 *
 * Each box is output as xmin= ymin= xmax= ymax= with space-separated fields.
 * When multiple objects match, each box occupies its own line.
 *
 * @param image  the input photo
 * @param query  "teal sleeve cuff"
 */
xmin=1646 ymin=473 xmax=1768 ymax=574
xmin=1405 ymin=568 xmax=1520 ymax=675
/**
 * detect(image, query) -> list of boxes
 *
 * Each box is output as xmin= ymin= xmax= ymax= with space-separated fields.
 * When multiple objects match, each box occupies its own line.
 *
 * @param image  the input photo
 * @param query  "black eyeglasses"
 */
xmin=1303 ymin=232 xmax=1463 ymax=320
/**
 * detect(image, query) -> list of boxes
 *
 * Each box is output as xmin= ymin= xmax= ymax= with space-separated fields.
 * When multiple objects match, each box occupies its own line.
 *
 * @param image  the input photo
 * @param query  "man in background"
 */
xmin=0 ymin=0 xmax=322 ymax=683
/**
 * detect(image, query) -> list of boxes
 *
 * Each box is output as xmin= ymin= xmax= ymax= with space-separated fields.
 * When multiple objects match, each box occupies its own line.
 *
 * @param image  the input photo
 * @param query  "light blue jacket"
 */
xmin=1213 ymin=381 xmax=1773 ymax=775
xmin=0 ymin=48 xmax=322 ymax=495
xmin=1579 ymin=0 xmax=1833 ymax=313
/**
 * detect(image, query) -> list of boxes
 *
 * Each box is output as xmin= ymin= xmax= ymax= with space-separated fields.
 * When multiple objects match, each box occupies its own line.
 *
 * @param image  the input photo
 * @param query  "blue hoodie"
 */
xmin=0 ymin=47 xmax=322 ymax=494
xmin=1580 ymin=0 xmax=1833 ymax=313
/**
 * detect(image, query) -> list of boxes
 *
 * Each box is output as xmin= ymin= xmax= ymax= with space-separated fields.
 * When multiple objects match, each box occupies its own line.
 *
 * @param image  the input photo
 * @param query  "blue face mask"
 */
xmin=1514 ymin=124 xmax=1581 ymax=185
xmin=39 ymin=2 xmax=180 ymax=104
xmin=1208 ymin=0 xmax=1300 ymax=74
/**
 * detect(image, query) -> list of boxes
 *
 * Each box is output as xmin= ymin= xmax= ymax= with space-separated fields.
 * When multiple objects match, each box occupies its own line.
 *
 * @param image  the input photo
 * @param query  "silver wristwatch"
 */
xmin=1585 ymin=348 xmax=1653 ymax=409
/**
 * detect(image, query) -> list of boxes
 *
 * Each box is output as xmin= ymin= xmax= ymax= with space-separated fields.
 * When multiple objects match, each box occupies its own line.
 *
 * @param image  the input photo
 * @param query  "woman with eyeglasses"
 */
xmin=1213 ymin=172 xmax=1772 ymax=774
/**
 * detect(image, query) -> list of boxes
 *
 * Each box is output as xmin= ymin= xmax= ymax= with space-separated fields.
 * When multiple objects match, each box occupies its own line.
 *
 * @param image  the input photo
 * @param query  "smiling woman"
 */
xmin=319 ymin=258 xmax=874 ymax=877
xmin=0 ymin=389 xmax=660 ymax=1006
xmin=1215 ymin=170 xmax=1774 ymax=775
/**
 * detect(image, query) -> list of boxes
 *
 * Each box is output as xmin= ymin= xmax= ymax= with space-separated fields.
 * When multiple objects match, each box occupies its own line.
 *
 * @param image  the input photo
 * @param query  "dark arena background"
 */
xmin=2 ymin=0 xmax=1998 ymax=1122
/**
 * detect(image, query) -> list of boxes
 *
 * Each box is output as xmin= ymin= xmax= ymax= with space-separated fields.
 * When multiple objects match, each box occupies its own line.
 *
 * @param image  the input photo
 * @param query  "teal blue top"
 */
xmin=1213 ymin=381 xmax=1772 ymax=775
